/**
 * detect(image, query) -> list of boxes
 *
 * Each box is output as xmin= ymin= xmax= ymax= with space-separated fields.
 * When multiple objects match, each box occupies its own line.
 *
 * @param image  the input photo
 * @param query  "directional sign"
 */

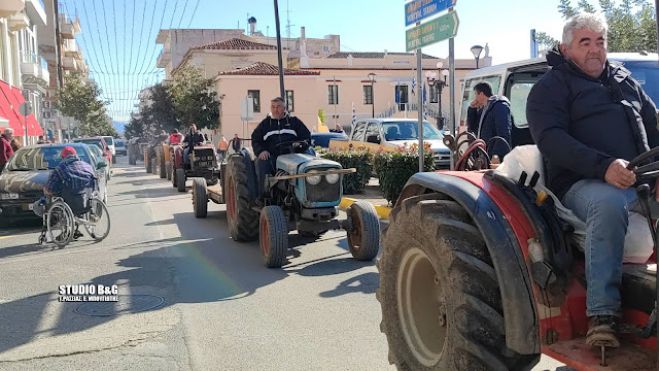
xmin=405 ymin=0 xmax=457 ymax=26
xmin=406 ymin=11 xmax=459 ymax=51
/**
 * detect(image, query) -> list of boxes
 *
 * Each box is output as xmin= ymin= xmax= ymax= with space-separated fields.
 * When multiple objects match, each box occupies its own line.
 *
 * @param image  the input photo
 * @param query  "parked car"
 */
xmin=115 ymin=139 xmax=127 ymax=156
xmin=102 ymin=136 xmax=117 ymax=163
xmin=72 ymin=137 xmax=113 ymax=165
xmin=311 ymin=131 xmax=348 ymax=148
xmin=86 ymin=143 xmax=112 ymax=181
xmin=330 ymin=118 xmax=451 ymax=168
xmin=0 ymin=143 xmax=108 ymax=220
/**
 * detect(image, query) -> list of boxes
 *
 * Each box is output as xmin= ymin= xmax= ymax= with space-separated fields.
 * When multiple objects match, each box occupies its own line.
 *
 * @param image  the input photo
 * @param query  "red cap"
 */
xmin=61 ymin=146 xmax=77 ymax=158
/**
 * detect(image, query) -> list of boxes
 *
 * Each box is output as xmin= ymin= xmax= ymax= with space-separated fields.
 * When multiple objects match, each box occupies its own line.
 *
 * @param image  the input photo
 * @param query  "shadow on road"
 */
xmin=318 ymin=272 xmax=379 ymax=298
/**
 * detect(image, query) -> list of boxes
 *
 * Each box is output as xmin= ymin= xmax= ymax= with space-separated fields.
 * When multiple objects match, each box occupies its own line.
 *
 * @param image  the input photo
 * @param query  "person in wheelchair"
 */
xmin=251 ymin=96 xmax=311 ymax=199
xmin=43 ymin=146 xmax=97 ymax=239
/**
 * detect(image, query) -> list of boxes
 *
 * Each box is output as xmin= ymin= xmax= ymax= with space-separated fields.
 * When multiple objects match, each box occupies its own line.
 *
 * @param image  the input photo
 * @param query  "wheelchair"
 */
xmin=37 ymin=190 xmax=111 ymax=248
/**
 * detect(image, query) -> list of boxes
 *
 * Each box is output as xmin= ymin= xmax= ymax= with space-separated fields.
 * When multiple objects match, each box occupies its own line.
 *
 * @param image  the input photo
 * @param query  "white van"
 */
xmin=102 ymin=136 xmax=116 ymax=164
xmin=457 ymin=53 xmax=659 ymax=147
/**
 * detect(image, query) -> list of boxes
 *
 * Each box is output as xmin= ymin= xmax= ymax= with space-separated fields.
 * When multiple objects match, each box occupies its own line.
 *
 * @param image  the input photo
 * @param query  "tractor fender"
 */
xmin=398 ymin=171 xmax=540 ymax=355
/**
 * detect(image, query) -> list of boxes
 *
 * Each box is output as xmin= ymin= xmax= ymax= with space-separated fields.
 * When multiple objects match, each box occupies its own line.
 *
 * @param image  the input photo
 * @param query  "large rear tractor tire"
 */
xmin=347 ymin=200 xmax=380 ymax=261
xmin=192 ymin=178 xmax=208 ymax=218
xmin=176 ymin=168 xmax=186 ymax=192
xmin=159 ymin=156 xmax=167 ymax=179
xmin=145 ymin=156 xmax=152 ymax=173
xmin=377 ymin=194 xmax=538 ymax=371
xmin=225 ymin=156 xmax=258 ymax=242
xmin=260 ymin=205 xmax=288 ymax=268
xmin=166 ymin=162 xmax=172 ymax=180
xmin=171 ymin=165 xmax=177 ymax=188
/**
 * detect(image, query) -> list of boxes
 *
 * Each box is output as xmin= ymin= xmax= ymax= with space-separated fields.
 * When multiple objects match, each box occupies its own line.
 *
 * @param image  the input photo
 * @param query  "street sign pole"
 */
xmin=449 ymin=34 xmax=456 ymax=170
xmin=417 ymin=35 xmax=424 ymax=173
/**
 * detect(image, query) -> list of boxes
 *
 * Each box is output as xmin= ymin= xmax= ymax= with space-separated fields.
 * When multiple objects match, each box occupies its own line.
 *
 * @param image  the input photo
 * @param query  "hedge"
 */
xmin=373 ymin=151 xmax=435 ymax=204
xmin=320 ymin=150 xmax=373 ymax=194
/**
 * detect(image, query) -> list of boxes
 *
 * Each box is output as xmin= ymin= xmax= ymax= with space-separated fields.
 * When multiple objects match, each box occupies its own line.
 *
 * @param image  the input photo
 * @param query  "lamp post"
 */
xmin=470 ymin=44 xmax=484 ymax=69
xmin=368 ymin=72 xmax=376 ymax=118
xmin=425 ymin=62 xmax=449 ymax=130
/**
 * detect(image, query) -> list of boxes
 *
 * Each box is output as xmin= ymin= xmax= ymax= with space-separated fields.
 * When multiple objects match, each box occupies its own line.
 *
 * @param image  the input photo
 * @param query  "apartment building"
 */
xmin=0 ymin=0 xmax=46 ymax=146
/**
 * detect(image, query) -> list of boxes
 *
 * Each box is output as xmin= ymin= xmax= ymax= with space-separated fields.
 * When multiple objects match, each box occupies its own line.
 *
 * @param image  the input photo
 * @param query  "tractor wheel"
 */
xmin=152 ymin=159 xmax=158 ymax=175
xmin=166 ymin=163 xmax=172 ymax=180
xmin=192 ymin=178 xmax=208 ymax=218
xmin=171 ymin=165 xmax=177 ymax=188
xmin=377 ymin=194 xmax=537 ymax=371
xmin=259 ymin=205 xmax=288 ymax=268
xmin=176 ymin=168 xmax=186 ymax=192
xmin=206 ymin=175 xmax=219 ymax=186
xmin=225 ymin=156 xmax=258 ymax=241
xmin=347 ymin=201 xmax=380 ymax=261
xmin=159 ymin=157 xmax=167 ymax=179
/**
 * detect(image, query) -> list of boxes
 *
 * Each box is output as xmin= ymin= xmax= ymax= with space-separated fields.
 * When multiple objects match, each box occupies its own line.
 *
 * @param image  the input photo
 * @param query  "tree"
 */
xmin=168 ymin=66 xmax=220 ymax=131
xmin=124 ymin=113 xmax=146 ymax=140
xmin=548 ymin=0 xmax=657 ymax=53
xmin=56 ymin=73 xmax=116 ymax=137
xmin=141 ymin=83 xmax=178 ymax=134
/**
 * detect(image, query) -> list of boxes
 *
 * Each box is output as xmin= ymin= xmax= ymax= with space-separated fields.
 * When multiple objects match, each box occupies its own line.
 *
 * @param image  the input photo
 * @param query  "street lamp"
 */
xmin=368 ymin=72 xmax=376 ymax=118
xmin=470 ymin=44 xmax=484 ymax=69
xmin=425 ymin=62 xmax=449 ymax=130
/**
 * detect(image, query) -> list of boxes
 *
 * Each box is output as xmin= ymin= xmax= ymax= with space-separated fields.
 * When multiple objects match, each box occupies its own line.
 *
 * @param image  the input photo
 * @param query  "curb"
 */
xmin=339 ymin=197 xmax=391 ymax=220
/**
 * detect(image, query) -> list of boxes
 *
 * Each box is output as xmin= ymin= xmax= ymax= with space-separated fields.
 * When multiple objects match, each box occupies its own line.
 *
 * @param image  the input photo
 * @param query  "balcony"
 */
xmin=25 ymin=0 xmax=46 ymax=26
xmin=63 ymin=40 xmax=82 ymax=60
xmin=8 ymin=12 xmax=29 ymax=31
xmin=62 ymin=56 xmax=78 ymax=71
xmin=59 ymin=16 xmax=81 ymax=39
xmin=0 ymin=0 xmax=24 ymax=18
xmin=156 ymin=49 xmax=171 ymax=68
xmin=21 ymin=55 xmax=50 ymax=89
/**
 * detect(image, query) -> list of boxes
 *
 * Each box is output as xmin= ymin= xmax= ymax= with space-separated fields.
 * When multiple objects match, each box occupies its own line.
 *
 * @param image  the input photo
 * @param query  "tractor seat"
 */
xmin=494 ymin=145 xmax=654 ymax=264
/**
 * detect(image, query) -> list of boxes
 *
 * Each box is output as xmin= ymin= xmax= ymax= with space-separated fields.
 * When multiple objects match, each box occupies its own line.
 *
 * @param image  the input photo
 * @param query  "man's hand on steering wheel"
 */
xmin=259 ymin=151 xmax=271 ymax=160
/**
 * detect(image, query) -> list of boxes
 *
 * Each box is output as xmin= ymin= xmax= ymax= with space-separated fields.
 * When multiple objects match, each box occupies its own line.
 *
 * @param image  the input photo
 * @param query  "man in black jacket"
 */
xmin=473 ymin=82 xmax=513 ymax=159
xmin=251 ymin=97 xmax=311 ymax=197
xmin=527 ymin=13 xmax=659 ymax=349
xmin=183 ymin=124 xmax=205 ymax=167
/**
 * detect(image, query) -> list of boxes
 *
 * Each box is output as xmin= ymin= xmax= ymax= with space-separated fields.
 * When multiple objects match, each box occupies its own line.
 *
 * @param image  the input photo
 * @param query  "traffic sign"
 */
xmin=405 ymin=0 xmax=457 ymax=26
xmin=406 ymin=11 xmax=459 ymax=51
xmin=19 ymin=102 xmax=32 ymax=116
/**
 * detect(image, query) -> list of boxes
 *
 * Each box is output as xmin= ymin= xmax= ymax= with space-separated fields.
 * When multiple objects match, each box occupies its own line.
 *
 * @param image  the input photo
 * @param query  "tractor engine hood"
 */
xmin=276 ymin=153 xmax=341 ymax=174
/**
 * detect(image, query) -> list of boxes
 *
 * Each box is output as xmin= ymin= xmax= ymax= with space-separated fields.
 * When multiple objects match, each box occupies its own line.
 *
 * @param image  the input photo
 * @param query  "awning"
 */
xmin=0 ymin=80 xmax=43 ymax=137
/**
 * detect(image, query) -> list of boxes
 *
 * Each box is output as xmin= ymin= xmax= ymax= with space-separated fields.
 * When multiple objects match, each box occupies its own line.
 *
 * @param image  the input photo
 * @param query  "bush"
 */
xmin=373 ymin=151 xmax=434 ymax=204
xmin=321 ymin=151 xmax=373 ymax=194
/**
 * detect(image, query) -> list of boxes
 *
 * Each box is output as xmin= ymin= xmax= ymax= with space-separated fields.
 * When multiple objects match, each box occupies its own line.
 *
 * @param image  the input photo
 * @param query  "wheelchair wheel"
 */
xmin=47 ymin=201 xmax=75 ymax=248
xmin=83 ymin=198 xmax=111 ymax=242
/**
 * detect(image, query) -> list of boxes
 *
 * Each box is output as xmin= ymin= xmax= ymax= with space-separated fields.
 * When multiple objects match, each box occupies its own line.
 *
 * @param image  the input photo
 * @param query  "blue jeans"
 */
xmin=256 ymin=156 xmax=277 ymax=197
xmin=562 ymin=179 xmax=638 ymax=317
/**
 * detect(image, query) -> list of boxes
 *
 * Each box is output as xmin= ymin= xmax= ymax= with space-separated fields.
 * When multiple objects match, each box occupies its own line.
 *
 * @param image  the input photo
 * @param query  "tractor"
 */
xmin=191 ymin=140 xmax=381 ymax=268
xmin=376 ymin=135 xmax=658 ymax=370
xmin=169 ymin=142 xmax=221 ymax=192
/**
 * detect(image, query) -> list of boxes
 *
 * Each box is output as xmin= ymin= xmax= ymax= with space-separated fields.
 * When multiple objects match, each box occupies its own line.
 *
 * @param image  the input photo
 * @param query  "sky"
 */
xmin=59 ymin=0 xmax=568 ymax=122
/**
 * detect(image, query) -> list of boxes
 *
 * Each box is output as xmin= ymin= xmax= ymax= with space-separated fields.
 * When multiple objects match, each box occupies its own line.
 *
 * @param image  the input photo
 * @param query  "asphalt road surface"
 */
xmin=0 ymin=157 xmax=564 ymax=370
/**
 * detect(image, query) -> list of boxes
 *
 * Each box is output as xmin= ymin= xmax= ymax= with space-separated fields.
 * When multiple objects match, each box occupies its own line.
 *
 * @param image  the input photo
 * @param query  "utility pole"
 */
xmin=54 ymin=0 xmax=66 ymax=141
xmin=274 ymin=0 xmax=286 ymax=101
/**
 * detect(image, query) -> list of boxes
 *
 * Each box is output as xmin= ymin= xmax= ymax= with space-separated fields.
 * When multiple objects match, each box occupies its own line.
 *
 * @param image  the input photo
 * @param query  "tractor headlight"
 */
xmin=325 ymin=173 xmax=340 ymax=184
xmin=306 ymin=172 xmax=322 ymax=185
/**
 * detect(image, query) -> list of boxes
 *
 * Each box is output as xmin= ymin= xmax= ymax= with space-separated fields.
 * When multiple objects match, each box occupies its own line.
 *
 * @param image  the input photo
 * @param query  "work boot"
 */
xmin=586 ymin=315 xmax=620 ymax=348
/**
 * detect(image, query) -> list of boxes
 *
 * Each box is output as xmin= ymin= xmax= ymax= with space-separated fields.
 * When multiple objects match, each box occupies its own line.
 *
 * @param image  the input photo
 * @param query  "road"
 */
xmin=0 ymin=157 xmax=564 ymax=370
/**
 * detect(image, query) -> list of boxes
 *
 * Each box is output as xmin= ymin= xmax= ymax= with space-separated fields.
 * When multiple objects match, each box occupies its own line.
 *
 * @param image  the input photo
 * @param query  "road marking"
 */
xmin=0 ymin=235 xmax=15 ymax=240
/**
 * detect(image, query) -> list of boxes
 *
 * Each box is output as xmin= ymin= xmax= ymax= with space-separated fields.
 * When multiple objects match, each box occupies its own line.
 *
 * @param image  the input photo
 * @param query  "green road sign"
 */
xmin=406 ymin=11 xmax=459 ymax=51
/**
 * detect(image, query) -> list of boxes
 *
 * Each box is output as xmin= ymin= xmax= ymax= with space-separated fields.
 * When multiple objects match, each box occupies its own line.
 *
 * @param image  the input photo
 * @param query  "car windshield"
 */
xmin=6 ymin=146 xmax=92 ymax=171
xmin=116 ymin=140 xmax=125 ymax=148
xmin=622 ymin=61 xmax=659 ymax=108
xmin=103 ymin=137 xmax=114 ymax=145
xmin=74 ymin=139 xmax=104 ymax=150
xmin=382 ymin=121 xmax=443 ymax=141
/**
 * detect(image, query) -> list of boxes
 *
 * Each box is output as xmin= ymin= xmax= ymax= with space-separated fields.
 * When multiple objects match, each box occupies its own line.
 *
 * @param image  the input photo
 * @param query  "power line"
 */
xmin=100 ymin=0 xmax=116 ymax=75
xmin=136 ymin=0 xmax=168 ymax=75
xmin=132 ymin=0 xmax=148 ymax=75
xmin=177 ymin=0 xmax=190 ymax=29
xmin=187 ymin=0 xmax=201 ymax=27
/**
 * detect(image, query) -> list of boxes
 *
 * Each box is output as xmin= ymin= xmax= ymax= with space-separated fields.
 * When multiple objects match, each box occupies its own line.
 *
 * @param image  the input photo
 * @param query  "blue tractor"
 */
xmin=191 ymin=140 xmax=380 ymax=268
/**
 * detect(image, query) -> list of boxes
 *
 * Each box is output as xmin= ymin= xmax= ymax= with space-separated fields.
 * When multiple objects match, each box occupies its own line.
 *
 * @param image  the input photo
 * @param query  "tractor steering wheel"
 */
xmin=628 ymin=147 xmax=659 ymax=180
xmin=273 ymin=139 xmax=310 ymax=154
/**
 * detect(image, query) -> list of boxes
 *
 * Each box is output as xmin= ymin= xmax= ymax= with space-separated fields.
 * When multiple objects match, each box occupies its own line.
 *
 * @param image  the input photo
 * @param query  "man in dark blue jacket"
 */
xmin=527 ymin=13 xmax=659 ymax=349
xmin=473 ymin=82 xmax=513 ymax=159
xmin=251 ymin=97 xmax=311 ymax=197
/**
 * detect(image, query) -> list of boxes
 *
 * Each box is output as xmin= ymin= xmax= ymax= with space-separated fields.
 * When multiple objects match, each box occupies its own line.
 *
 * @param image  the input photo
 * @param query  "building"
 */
xmin=0 ymin=0 xmax=46 ymax=146
xmin=38 ymin=0 xmax=88 ymax=142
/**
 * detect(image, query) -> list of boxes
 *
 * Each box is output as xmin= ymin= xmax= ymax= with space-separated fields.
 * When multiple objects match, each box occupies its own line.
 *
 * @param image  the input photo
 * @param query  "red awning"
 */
xmin=0 ymin=80 xmax=43 ymax=137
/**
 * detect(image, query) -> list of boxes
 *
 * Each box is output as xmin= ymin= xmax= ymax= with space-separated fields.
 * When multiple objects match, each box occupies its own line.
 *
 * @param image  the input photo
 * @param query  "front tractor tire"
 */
xmin=259 ymin=205 xmax=288 ymax=268
xmin=377 ymin=194 xmax=537 ymax=371
xmin=176 ymin=168 xmax=186 ymax=192
xmin=225 ymin=156 xmax=258 ymax=241
xmin=192 ymin=178 xmax=208 ymax=218
xmin=347 ymin=201 xmax=380 ymax=261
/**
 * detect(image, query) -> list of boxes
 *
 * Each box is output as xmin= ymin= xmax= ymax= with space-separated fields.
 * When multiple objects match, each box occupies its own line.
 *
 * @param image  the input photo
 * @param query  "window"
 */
xmin=429 ymin=85 xmax=439 ymax=103
xmin=247 ymin=90 xmax=260 ymax=113
xmin=363 ymin=85 xmax=373 ymax=105
xmin=328 ymin=85 xmax=339 ymax=105
xmin=395 ymin=85 xmax=409 ymax=111
xmin=459 ymin=75 xmax=502 ymax=128
xmin=351 ymin=121 xmax=367 ymax=141
xmin=365 ymin=122 xmax=380 ymax=142
xmin=285 ymin=90 xmax=294 ymax=112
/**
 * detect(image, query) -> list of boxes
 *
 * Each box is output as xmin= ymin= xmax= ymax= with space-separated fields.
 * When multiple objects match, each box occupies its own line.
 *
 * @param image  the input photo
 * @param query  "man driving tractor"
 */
xmin=251 ymin=96 xmax=311 ymax=199
xmin=183 ymin=124 xmax=205 ymax=167
xmin=527 ymin=13 xmax=659 ymax=349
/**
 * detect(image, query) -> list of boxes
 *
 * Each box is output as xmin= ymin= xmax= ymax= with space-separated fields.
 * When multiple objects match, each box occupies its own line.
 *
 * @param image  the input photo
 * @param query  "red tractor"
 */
xmin=377 ymin=141 xmax=658 ymax=370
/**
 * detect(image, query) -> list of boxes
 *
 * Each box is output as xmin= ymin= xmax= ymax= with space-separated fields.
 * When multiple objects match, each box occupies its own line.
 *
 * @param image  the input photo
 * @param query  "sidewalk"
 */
xmin=339 ymin=178 xmax=391 ymax=220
